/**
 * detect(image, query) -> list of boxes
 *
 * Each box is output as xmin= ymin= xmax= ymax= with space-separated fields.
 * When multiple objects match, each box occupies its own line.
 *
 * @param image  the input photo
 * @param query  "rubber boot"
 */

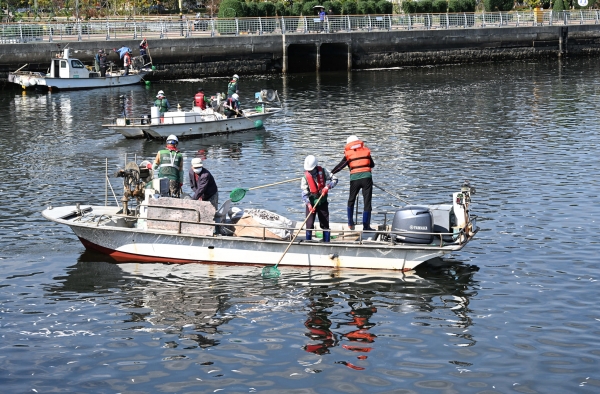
xmin=362 ymin=211 xmax=374 ymax=231
xmin=305 ymin=230 xmax=312 ymax=241
xmin=347 ymin=206 xmax=355 ymax=230
xmin=323 ymin=230 xmax=331 ymax=243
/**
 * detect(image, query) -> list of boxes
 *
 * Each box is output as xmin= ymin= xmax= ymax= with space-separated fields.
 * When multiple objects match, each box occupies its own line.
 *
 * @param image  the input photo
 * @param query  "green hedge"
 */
xmin=553 ymin=0 xmax=567 ymax=11
xmin=217 ymin=0 xmax=403 ymax=18
xmin=448 ymin=0 xmax=477 ymax=12
xmin=483 ymin=0 xmax=514 ymax=11
xmin=218 ymin=0 xmax=244 ymax=18
xmin=432 ymin=0 xmax=448 ymax=13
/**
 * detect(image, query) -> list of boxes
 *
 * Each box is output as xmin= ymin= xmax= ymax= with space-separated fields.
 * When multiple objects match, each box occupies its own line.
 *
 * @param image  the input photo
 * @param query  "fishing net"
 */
xmin=229 ymin=187 xmax=247 ymax=202
xmin=261 ymin=265 xmax=281 ymax=278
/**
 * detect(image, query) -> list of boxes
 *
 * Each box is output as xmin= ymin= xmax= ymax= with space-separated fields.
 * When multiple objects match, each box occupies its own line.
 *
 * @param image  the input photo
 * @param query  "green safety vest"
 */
xmin=227 ymin=81 xmax=237 ymax=96
xmin=157 ymin=149 xmax=182 ymax=182
xmin=154 ymin=98 xmax=169 ymax=113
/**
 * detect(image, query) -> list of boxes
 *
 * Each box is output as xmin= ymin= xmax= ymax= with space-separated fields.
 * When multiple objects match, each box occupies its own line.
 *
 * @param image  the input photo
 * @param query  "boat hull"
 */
xmin=73 ymin=225 xmax=444 ymax=270
xmin=9 ymin=71 xmax=147 ymax=90
xmin=106 ymin=108 xmax=281 ymax=139
xmin=42 ymin=205 xmax=475 ymax=272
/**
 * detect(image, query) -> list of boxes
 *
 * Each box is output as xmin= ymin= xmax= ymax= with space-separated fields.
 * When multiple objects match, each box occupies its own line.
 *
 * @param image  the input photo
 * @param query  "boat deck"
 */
xmin=43 ymin=204 xmax=475 ymax=250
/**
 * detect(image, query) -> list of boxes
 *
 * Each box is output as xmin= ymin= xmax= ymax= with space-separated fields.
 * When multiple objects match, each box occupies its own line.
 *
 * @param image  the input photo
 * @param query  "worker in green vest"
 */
xmin=153 ymin=134 xmax=183 ymax=197
xmin=154 ymin=90 xmax=170 ymax=114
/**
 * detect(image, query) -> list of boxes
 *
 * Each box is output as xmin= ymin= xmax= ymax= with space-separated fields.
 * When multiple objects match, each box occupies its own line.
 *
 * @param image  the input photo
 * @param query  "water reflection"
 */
xmin=48 ymin=252 xmax=480 ymax=361
xmin=46 ymin=252 xmax=239 ymax=349
xmin=291 ymin=262 xmax=479 ymax=370
xmin=304 ymin=292 xmax=337 ymax=355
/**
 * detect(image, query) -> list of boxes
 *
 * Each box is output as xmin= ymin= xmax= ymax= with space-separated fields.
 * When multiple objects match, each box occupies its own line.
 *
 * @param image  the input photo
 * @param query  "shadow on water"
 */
xmin=48 ymin=250 xmax=480 ymax=356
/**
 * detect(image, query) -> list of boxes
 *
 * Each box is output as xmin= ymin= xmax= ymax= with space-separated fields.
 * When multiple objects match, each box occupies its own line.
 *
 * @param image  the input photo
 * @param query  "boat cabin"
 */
xmin=48 ymin=48 xmax=92 ymax=79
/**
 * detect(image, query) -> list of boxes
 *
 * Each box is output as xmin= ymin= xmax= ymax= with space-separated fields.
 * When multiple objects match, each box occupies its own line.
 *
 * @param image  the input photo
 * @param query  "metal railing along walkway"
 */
xmin=1 ymin=10 xmax=598 ymax=44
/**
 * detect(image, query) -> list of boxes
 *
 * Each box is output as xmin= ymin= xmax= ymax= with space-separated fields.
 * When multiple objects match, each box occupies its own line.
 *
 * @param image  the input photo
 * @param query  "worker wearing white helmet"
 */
xmin=332 ymin=135 xmax=376 ymax=231
xmin=153 ymin=134 xmax=184 ymax=197
xmin=227 ymin=74 xmax=239 ymax=98
xmin=301 ymin=155 xmax=338 ymax=242
xmin=154 ymin=90 xmax=170 ymax=114
xmin=224 ymin=93 xmax=241 ymax=118
xmin=189 ymin=157 xmax=219 ymax=210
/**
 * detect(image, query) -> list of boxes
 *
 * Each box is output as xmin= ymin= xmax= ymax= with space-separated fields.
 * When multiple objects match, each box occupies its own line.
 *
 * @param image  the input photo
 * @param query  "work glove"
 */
xmin=328 ymin=179 xmax=337 ymax=189
xmin=321 ymin=186 xmax=329 ymax=196
xmin=146 ymin=163 xmax=153 ymax=169
xmin=307 ymin=203 xmax=315 ymax=214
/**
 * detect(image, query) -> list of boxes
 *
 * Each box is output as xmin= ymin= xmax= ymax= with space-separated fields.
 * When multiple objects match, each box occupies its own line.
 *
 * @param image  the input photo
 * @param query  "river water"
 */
xmin=1 ymin=58 xmax=599 ymax=393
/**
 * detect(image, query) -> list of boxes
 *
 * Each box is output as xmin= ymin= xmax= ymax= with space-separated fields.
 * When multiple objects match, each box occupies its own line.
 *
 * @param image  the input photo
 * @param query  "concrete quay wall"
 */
xmin=1 ymin=25 xmax=600 ymax=81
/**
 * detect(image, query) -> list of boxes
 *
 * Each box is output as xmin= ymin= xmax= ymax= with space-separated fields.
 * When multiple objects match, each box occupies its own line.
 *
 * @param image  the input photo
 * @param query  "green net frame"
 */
xmin=229 ymin=188 xmax=247 ymax=202
xmin=261 ymin=266 xmax=281 ymax=278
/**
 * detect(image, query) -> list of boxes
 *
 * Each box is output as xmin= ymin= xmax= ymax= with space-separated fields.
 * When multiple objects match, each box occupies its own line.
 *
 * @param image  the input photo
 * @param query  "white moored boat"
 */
xmin=42 ymin=160 xmax=479 ymax=272
xmin=8 ymin=48 xmax=149 ymax=91
xmin=104 ymin=90 xmax=282 ymax=139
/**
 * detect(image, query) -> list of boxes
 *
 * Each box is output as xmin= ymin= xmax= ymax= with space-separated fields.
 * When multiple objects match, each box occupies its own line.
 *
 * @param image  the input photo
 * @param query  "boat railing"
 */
xmin=99 ymin=209 xmax=473 ymax=247
xmin=0 ymin=11 xmax=595 ymax=43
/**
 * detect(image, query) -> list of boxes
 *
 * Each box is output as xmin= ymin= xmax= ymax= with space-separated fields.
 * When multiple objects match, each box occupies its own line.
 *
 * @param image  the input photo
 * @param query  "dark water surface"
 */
xmin=1 ymin=59 xmax=599 ymax=393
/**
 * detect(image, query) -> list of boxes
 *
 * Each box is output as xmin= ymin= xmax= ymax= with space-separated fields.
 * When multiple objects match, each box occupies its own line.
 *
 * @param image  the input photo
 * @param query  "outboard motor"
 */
xmin=391 ymin=205 xmax=434 ymax=244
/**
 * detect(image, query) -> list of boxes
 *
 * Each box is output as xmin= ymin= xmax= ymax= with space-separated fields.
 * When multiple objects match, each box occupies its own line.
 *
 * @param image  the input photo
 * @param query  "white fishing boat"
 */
xmin=104 ymin=90 xmax=282 ymax=139
xmin=42 ymin=160 xmax=479 ymax=273
xmin=8 ymin=48 xmax=150 ymax=91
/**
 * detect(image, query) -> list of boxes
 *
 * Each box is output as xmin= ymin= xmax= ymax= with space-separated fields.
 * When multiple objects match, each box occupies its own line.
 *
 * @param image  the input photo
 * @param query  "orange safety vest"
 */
xmin=344 ymin=140 xmax=371 ymax=175
xmin=124 ymin=52 xmax=131 ymax=66
xmin=305 ymin=166 xmax=325 ymax=194
xmin=194 ymin=92 xmax=206 ymax=109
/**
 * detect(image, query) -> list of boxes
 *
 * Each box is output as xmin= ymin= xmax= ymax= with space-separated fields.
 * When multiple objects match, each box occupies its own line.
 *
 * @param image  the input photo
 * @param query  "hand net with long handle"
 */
xmin=229 ymin=188 xmax=247 ymax=203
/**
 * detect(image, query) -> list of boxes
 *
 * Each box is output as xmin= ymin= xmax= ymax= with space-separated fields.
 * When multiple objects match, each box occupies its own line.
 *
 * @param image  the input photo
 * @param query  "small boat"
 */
xmin=42 ymin=160 xmax=479 ymax=272
xmin=104 ymin=90 xmax=282 ymax=139
xmin=8 ymin=48 xmax=150 ymax=91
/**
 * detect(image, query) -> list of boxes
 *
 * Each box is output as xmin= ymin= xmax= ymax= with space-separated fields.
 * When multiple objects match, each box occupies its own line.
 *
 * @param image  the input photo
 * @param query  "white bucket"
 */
xmin=151 ymin=106 xmax=160 ymax=125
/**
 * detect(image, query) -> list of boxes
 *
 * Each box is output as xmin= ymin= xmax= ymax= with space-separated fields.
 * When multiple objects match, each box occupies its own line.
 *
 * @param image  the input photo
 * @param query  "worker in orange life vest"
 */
xmin=193 ymin=87 xmax=208 ymax=110
xmin=332 ymin=135 xmax=375 ymax=231
xmin=301 ymin=155 xmax=338 ymax=242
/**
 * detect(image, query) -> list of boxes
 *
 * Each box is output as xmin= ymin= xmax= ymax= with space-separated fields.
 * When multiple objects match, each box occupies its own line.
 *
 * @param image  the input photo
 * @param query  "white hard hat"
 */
xmin=157 ymin=90 xmax=165 ymax=97
xmin=304 ymin=155 xmax=318 ymax=171
xmin=233 ymin=74 xmax=239 ymax=80
xmin=346 ymin=135 xmax=359 ymax=144
xmin=166 ymin=135 xmax=178 ymax=144
xmin=232 ymin=93 xmax=239 ymax=100
xmin=191 ymin=158 xmax=203 ymax=168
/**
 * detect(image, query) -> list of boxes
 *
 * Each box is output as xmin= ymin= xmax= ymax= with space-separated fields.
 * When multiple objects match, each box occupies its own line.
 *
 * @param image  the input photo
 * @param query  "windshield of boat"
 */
xmin=71 ymin=60 xmax=84 ymax=68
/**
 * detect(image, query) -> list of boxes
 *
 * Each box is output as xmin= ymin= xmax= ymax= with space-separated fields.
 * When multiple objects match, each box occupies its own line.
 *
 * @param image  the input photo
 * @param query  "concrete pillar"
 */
xmin=316 ymin=43 xmax=321 ymax=72
xmin=282 ymin=36 xmax=288 ymax=74
xmin=348 ymin=43 xmax=352 ymax=71
xmin=559 ymin=27 xmax=568 ymax=57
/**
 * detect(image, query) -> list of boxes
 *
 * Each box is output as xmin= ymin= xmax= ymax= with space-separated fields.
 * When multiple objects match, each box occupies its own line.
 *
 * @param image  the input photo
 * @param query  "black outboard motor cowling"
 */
xmin=391 ymin=206 xmax=434 ymax=244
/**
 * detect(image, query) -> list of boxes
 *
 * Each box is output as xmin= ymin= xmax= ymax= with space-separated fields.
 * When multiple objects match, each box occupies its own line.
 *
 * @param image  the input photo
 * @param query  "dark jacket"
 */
xmin=99 ymin=53 xmax=107 ymax=67
xmin=188 ymin=167 xmax=218 ymax=201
